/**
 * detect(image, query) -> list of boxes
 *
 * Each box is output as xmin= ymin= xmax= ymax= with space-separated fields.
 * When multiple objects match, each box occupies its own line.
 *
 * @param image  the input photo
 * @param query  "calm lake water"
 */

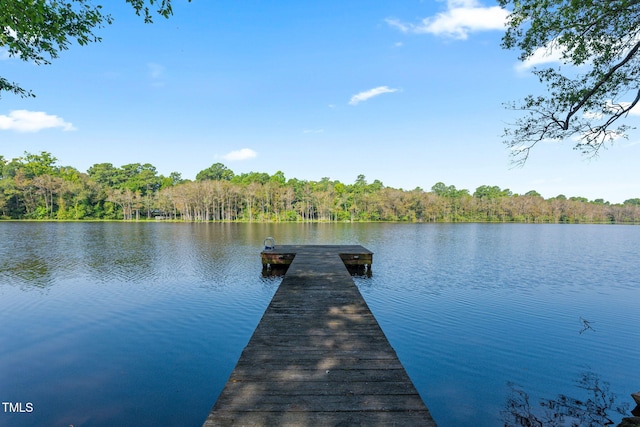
xmin=1 ymin=222 xmax=639 ymax=427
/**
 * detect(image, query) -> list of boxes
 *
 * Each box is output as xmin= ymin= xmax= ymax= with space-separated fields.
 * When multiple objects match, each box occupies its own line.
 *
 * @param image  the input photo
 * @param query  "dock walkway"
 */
xmin=203 ymin=245 xmax=436 ymax=427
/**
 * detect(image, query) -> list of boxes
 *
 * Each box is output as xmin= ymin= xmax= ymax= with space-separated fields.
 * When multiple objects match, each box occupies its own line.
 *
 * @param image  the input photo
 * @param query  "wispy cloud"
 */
xmin=148 ymin=62 xmax=166 ymax=86
xmin=222 ymin=148 xmax=257 ymax=161
xmin=0 ymin=110 xmax=76 ymax=132
xmin=386 ymin=0 xmax=508 ymax=40
xmin=349 ymin=86 xmax=398 ymax=106
xmin=621 ymin=140 xmax=640 ymax=148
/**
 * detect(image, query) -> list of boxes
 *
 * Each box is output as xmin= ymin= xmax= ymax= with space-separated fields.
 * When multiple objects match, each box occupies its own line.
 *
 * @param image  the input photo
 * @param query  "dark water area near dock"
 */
xmin=1 ymin=222 xmax=638 ymax=426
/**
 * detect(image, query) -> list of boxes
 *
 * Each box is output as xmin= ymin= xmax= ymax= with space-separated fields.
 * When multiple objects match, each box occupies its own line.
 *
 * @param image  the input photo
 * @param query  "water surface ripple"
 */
xmin=1 ymin=222 xmax=638 ymax=427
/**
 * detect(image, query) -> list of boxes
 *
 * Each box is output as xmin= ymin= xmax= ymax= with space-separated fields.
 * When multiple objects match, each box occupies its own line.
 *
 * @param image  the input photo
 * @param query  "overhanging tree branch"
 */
xmin=563 ymin=39 xmax=640 ymax=128
xmin=500 ymin=0 xmax=640 ymax=164
xmin=0 ymin=0 xmax=190 ymax=99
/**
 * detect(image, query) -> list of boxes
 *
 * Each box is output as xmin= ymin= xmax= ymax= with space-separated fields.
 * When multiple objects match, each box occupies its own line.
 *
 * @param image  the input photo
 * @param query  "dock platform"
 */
xmin=261 ymin=244 xmax=373 ymax=270
xmin=203 ymin=245 xmax=436 ymax=427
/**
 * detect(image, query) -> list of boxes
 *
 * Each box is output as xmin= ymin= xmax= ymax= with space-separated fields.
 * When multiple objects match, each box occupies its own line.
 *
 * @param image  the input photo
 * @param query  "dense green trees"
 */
xmin=1 ymin=151 xmax=639 ymax=223
xmin=0 ymin=152 xmax=179 ymax=220
xmin=500 ymin=0 xmax=640 ymax=163
xmin=196 ymin=163 xmax=235 ymax=182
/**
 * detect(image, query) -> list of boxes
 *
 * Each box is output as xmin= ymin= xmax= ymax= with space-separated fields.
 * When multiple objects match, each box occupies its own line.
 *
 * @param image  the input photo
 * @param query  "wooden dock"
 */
xmin=203 ymin=245 xmax=437 ymax=427
xmin=260 ymin=244 xmax=373 ymax=270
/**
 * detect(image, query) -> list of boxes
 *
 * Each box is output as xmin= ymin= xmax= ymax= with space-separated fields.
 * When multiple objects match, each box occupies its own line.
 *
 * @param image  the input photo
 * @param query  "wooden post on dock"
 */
xmin=203 ymin=245 xmax=437 ymax=427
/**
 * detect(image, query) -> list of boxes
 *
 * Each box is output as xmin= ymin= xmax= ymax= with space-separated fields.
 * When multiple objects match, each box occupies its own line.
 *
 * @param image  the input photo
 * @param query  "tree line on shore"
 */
xmin=1 ymin=151 xmax=639 ymax=223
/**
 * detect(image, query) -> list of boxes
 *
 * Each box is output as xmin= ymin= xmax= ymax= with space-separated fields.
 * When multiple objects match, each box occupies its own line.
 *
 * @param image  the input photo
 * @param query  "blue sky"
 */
xmin=2 ymin=0 xmax=639 ymax=203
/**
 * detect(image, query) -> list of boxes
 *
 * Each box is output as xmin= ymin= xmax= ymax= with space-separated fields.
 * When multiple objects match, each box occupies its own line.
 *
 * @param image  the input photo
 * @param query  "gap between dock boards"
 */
xmin=203 ymin=245 xmax=437 ymax=427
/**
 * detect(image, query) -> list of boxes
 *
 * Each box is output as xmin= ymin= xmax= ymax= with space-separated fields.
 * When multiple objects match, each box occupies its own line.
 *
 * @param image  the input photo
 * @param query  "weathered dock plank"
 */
xmin=203 ymin=245 xmax=436 ymax=427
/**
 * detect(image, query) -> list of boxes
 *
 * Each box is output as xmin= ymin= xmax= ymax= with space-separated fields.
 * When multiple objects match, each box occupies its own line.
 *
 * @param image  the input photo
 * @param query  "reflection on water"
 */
xmin=1 ymin=222 xmax=639 ymax=427
xmin=503 ymin=372 xmax=629 ymax=427
xmin=261 ymin=264 xmax=372 ymax=277
xmin=503 ymin=372 xmax=630 ymax=427
xmin=2 ymin=257 xmax=52 ymax=288
xmin=349 ymin=223 xmax=640 ymax=427
xmin=579 ymin=317 xmax=597 ymax=335
xmin=261 ymin=265 xmax=290 ymax=277
xmin=345 ymin=264 xmax=373 ymax=277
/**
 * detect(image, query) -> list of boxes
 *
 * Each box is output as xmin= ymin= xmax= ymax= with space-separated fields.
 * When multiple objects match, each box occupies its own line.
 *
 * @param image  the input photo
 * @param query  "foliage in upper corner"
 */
xmin=0 ymin=0 xmax=188 ymax=99
xmin=499 ymin=0 xmax=640 ymax=165
xmin=125 ymin=0 xmax=180 ymax=23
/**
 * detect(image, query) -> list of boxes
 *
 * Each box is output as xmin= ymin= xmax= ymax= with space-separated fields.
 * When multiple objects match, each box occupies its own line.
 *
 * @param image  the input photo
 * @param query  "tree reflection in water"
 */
xmin=503 ymin=372 xmax=632 ymax=427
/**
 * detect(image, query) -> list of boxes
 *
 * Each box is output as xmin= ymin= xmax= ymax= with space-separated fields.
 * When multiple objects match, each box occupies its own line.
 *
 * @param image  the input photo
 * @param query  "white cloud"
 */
xmin=515 ymin=40 xmax=566 ymax=72
xmin=0 ymin=110 xmax=76 ymax=132
xmin=386 ymin=19 xmax=411 ymax=33
xmin=583 ymin=110 xmax=603 ymax=120
xmin=386 ymin=0 xmax=508 ymax=40
xmin=148 ymin=62 xmax=166 ymax=86
xmin=222 ymin=148 xmax=257 ymax=161
xmin=622 ymin=140 xmax=640 ymax=148
xmin=1 ymin=29 xmax=16 ymax=59
xmin=602 ymin=100 xmax=640 ymax=118
xmin=514 ymin=33 xmax=640 ymax=71
xmin=349 ymin=86 xmax=398 ymax=105
xmin=583 ymin=100 xmax=640 ymax=121
xmin=619 ymin=101 xmax=640 ymax=116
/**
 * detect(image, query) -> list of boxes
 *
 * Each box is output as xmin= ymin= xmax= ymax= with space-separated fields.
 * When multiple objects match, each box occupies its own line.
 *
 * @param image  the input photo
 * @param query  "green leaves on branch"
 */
xmin=0 ymin=77 xmax=35 ymax=98
xmin=196 ymin=163 xmax=235 ymax=182
xmin=0 ymin=0 xmax=188 ymax=98
xmin=500 ymin=0 xmax=640 ymax=164
xmin=1 ymin=1 xmax=110 ymax=97
xmin=0 ymin=1 xmax=109 ymax=65
xmin=125 ymin=0 xmax=179 ymax=23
